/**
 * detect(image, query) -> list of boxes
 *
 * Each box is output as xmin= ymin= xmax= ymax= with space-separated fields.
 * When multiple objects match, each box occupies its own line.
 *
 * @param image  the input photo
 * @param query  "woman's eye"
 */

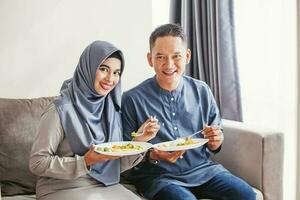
xmin=99 ymin=67 xmax=109 ymax=72
xmin=114 ymin=71 xmax=121 ymax=76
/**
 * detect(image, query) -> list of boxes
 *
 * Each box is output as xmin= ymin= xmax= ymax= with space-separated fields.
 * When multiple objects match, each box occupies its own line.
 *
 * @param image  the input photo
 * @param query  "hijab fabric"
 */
xmin=53 ymin=41 xmax=124 ymax=186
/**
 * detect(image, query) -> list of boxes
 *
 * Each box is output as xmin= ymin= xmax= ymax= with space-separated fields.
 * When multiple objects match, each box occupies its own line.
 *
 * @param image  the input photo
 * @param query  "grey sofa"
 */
xmin=0 ymin=97 xmax=284 ymax=200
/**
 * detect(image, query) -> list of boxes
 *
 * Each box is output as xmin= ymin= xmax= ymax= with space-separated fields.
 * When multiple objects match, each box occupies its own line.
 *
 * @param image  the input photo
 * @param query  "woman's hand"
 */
xmin=84 ymin=144 xmax=120 ymax=167
xmin=134 ymin=116 xmax=160 ymax=142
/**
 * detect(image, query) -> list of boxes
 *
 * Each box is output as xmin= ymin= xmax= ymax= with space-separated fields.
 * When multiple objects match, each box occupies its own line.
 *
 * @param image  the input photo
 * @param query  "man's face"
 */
xmin=147 ymin=36 xmax=191 ymax=91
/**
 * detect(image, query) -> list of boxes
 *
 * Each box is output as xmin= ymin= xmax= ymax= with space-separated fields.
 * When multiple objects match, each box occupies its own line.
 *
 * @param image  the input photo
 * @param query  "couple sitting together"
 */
xmin=29 ymin=23 xmax=256 ymax=200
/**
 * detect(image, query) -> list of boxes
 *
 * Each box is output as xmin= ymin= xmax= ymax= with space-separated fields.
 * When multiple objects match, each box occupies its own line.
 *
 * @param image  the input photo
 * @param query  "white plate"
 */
xmin=94 ymin=141 xmax=152 ymax=156
xmin=152 ymin=138 xmax=209 ymax=151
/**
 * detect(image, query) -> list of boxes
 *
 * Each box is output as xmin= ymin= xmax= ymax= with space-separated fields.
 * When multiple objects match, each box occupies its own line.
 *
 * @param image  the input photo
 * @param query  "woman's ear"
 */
xmin=185 ymin=48 xmax=191 ymax=64
xmin=147 ymin=52 xmax=153 ymax=67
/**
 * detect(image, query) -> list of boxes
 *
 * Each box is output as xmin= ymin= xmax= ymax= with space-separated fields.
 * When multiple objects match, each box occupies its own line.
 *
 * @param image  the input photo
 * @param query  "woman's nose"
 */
xmin=105 ymin=73 xmax=114 ymax=82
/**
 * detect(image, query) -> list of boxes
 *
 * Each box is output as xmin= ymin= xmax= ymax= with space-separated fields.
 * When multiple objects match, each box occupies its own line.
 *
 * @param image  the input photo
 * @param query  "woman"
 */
xmin=29 ymin=41 xmax=142 ymax=200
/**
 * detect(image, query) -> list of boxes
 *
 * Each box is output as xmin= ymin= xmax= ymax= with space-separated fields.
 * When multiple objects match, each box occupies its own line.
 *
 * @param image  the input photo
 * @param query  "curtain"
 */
xmin=170 ymin=0 xmax=242 ymax=121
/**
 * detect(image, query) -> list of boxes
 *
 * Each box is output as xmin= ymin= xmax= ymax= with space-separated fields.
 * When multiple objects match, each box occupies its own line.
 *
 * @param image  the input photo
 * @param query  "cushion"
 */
xmin=0 ymin=97 xmax=54 ymax=196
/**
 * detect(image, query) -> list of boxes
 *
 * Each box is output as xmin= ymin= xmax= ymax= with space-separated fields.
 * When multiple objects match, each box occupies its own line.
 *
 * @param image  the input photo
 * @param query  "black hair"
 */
xmin=108 ymin=51 xmax=122 ymax=61
xmin=149 ymin=23 xmax=187 ymax=51
xmin=107 ymin=51 xmax=124 ymax=74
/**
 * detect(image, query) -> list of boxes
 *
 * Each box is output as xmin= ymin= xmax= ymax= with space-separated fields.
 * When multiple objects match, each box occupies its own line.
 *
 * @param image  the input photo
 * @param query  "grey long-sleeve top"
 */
xmin=29 ymin=103 xmax=142 ymax=198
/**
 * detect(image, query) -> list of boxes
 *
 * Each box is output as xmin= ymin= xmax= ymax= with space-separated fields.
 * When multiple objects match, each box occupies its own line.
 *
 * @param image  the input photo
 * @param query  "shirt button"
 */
xmin=171 ymin=98 xmax=174 ymax=101
xmin=172 ymin=112 xmax=176 ymax=116
xmin=174 ymin=127 xmax=178 ymax=130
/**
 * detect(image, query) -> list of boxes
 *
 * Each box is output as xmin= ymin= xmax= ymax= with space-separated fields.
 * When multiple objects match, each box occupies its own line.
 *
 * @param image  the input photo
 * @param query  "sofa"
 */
xmin=0 ymin=97 xmax=284 ymax=200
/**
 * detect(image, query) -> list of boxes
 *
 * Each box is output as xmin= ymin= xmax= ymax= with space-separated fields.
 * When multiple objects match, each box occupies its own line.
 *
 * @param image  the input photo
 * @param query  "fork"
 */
xmin=133 ymin=116 xmax=157 ymax=137
xmin=176 ymin=128 xmax=205 ymax=141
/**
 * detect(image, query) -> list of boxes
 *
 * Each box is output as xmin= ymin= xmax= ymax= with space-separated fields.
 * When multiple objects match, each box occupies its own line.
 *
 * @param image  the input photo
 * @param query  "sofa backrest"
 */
xmin=0 ymin=97 xmax=54 ymax=196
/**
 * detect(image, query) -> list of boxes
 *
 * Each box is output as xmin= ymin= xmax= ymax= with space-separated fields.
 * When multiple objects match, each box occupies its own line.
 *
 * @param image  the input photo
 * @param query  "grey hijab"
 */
xmin=53 ymin=41 xmax=124 ymax=186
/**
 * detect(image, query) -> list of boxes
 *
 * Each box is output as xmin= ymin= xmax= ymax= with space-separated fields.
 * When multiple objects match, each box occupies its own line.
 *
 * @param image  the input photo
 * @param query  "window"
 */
xmin=235 ymin=1 xmax=297 ymax=199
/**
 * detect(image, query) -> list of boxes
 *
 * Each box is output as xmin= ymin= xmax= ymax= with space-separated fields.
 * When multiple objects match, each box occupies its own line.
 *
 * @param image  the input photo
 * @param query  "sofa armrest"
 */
xmin=212 ymin=119 xmax=284 ymax=200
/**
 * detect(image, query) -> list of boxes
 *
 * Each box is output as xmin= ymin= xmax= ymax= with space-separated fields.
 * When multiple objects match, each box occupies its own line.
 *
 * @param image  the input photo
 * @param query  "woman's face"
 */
xmin=94 ymin=57 xmax=121 ymax=96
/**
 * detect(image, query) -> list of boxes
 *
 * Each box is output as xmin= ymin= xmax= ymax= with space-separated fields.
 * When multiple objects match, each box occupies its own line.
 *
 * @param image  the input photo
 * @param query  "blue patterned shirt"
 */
xmin=121 ymin=75 xmax=227 ymax=199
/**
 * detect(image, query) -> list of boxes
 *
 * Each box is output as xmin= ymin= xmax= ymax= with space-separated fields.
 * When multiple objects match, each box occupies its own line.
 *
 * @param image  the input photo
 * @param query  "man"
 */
xmin=121 ymin=23 xmax=255 ymax=200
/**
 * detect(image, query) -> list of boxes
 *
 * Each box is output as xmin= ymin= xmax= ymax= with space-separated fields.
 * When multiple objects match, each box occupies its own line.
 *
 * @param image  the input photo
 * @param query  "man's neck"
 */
xmin=156 ymin=79 xmax=180 ymax=92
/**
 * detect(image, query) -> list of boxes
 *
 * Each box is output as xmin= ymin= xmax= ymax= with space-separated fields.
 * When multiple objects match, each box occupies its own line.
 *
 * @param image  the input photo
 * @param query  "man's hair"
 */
xmin=149 ymin=23 xmax=187 ymax=51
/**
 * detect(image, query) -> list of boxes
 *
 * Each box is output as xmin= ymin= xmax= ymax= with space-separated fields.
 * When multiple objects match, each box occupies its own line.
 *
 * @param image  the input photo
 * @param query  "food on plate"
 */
xmin=158 ymin=137 xmax=198 ymax=148
xmin=131 ymin=131 xmax=138 ymax=138
xmin=96 ymin=143 xmax=143 ymax=153
xmin=176 ymin=137 xmax=198 ymax=146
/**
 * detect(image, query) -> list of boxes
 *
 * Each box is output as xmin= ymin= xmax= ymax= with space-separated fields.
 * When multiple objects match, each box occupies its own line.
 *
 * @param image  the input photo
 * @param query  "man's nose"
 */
xmin=165 ymin=57 xmax=174 ymax=68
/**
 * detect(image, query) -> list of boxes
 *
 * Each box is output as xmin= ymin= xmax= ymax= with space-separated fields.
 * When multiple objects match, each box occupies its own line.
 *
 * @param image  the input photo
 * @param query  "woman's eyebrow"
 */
xmin=99 ymin=64 xmax=110 ymax=68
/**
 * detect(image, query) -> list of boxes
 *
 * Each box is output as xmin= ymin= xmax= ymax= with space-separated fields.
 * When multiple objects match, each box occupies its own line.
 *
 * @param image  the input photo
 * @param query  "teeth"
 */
xmin=164 ymin=71 xmax=175 ymax=74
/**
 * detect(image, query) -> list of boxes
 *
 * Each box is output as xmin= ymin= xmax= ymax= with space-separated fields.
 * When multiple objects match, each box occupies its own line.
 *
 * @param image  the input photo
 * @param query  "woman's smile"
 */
xmin=99 ymin=82 xmax=113 ymax=90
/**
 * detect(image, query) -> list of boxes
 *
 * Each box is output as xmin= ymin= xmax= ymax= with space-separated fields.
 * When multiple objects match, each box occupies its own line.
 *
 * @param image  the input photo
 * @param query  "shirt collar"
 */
xmin=152 ymin=75 xmax=184 ymax=97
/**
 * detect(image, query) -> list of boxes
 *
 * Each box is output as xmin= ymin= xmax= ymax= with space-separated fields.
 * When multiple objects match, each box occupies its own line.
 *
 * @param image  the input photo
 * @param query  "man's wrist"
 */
xmin=207 ymin=144 xmax=222 ymax=154
xmin=145 ymin=148 xmax=159 ymax=164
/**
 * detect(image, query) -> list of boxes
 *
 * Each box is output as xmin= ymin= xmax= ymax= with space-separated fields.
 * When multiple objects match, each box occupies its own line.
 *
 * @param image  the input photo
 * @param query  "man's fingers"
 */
xmin=205 ymin=135 xmax=223 ymax=141
xmin=152 ymin=149 xmax=186 ymax=163
xmin=146 ymin=126 xmax=160 ymax=133
xmin=144 ymin=123 xmax=160 ymax=134
xmin=203 ymin=129 xmax=222 ymax=137
xmin=147 ymin=123 xmax=160 ymax=129
xmin=168 ymin=151 xmax=185 ymax=163
xmin=150 ymin=116 xmax=158 ymax=123
xmin=170 ymin=151 xmax=185 ymax=159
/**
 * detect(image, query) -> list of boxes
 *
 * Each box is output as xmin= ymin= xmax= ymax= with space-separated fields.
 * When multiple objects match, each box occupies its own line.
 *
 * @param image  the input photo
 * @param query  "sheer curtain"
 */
xmin=170 ymin=0 xmax=242 ymax=121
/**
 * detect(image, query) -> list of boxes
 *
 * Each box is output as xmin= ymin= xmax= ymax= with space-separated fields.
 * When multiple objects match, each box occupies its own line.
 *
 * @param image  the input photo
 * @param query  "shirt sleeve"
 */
xmin=121 ymin=92 xmax=138 ymax=141
xmin=120 ymin=153 xmax=145 ymax=173
xmin=29 ymin=104 xmax=89 ymax=179
xmin=205 ymin=85 xmax=223 ymax=154
xmin=206 ymin=86 xmax=222 ymax=127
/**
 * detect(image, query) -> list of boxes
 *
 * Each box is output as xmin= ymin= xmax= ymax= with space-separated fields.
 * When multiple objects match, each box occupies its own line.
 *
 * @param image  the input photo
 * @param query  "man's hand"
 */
xmin=150 ymin=148 xmax=185 ymax=164
xmin=134 ymin=116 xmax=160 ymax=142
xmin=202 ymin=125 xmax=224 ymax=151
xmin=84 ymin=144 xmax=120 ymax=167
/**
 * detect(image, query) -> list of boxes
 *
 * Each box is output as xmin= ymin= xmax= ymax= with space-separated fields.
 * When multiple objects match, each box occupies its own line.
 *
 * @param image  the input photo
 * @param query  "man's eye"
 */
xmin=174 ymin=54 xmax=182 ymax=60
xmin=156 ymin=56 xmax=165 ymax=61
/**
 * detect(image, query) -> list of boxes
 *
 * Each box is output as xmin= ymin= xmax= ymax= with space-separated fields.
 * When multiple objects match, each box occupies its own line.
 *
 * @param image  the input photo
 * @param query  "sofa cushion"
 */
xmin=2 ymin=194 xmax=36 ymax=200
xmin=0 ymin=97 xmax=54 ymax=196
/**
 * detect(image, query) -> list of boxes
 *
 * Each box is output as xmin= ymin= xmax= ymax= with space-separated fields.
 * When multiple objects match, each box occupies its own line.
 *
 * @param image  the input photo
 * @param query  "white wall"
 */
xmin=297 ymin=0 xmax=300 ymax=198
xmin=152 ymin=0 xmax=170 ymax=29
xmin=235 ymin=0 xmax=297 ymax=199
xmin=0 ymin=0 xmax=153 ymax=98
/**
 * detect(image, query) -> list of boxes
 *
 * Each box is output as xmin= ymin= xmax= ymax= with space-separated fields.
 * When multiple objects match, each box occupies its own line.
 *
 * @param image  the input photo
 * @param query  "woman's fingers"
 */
xmin=90 ymin=144 xmax=97 ymax=151
xmin=85 ymin=144 xmax=121 ymax=166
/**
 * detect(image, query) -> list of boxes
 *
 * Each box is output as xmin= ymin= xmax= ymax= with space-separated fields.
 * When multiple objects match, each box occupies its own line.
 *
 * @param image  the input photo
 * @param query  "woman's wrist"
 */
xmin=84 ymin=155 xmax=91 ymax=166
